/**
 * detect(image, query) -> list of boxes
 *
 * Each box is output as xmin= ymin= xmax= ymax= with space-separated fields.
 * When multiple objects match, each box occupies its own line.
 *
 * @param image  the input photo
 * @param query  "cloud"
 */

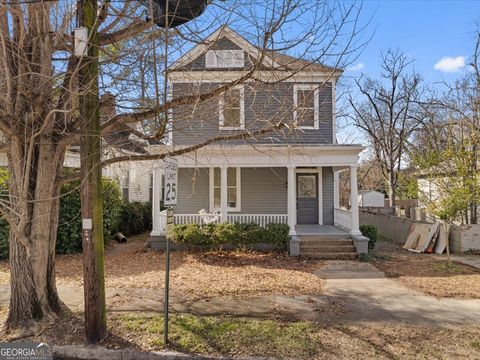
xmin=433 ymin=56 xmax=465 ymax=73
xmin=347 ymin=62 xmax=365 ymax=71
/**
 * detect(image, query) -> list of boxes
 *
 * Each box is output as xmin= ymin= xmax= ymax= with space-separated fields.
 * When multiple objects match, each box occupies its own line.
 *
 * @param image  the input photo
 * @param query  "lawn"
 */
xmin=0 ymin=233 xmax=324 ymax=300
xmin=1 ymin=306 xmax=479 ymax=359
xmin=370 ymin=238 xmax=480 ymax=299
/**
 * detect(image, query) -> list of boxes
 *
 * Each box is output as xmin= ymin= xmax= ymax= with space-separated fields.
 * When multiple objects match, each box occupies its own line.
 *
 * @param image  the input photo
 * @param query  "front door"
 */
xmin=296 ymin=173 xmax=318 ymax=224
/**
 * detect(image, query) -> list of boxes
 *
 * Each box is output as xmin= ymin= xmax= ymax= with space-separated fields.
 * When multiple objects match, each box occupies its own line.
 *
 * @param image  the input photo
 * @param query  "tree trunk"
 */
xmin=6 ymin=140 xmax=65 ymax=331
xmin=388 ymin=171 xmax=396 ymax=207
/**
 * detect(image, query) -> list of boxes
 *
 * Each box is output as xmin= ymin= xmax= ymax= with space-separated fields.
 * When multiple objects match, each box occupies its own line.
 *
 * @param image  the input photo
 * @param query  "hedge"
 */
xmin=56 ymin=178 xmax=123 ymax=254
xmin=118 ymin=201 xmax=152 ymax=236
xmin=0 ymin=175 xmax=156 ymax=259
xmin=360 ymin=224 xmax=378 ymax=251
xmin=173 ymin=222 xmax=290 ymax=250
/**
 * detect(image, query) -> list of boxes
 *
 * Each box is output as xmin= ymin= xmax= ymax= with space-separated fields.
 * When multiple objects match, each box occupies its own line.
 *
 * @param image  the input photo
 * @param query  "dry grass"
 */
xmin=372 ymin=239 xmax=480 ymax=299
xmin=0 ymin=233 xmax=324 ymax=300
xmin=3 ymin=306 xmax=478 ymax=360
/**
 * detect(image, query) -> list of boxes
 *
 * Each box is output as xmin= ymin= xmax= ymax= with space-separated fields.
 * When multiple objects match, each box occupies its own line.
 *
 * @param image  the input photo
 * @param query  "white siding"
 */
xmin=359 ymin=191 xmax=384 ymax=207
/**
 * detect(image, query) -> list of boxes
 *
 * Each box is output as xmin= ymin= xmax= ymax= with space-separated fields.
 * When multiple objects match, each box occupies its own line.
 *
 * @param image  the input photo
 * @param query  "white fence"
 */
xmin=172 ymin=213 xmax=287 ymax=227
xmin=334 ymin=207 xmax=352 ymax=230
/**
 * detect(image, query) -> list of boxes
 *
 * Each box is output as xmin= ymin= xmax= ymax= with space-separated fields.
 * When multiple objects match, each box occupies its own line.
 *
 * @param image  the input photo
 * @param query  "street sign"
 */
xmin=164 ymin=157 xmax=178 ymax=206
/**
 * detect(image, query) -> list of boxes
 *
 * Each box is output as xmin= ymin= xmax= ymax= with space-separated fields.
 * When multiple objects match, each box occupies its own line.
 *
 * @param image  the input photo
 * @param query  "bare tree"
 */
xmin=0 ymin=0 xmax=366 ymax=334
xmin=349 ymin=49 xmax=423 ymax=207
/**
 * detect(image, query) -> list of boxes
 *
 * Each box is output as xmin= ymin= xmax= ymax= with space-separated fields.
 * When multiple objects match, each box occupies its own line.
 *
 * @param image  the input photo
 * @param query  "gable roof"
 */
xmin=170 ymin=25 xmax=340 ymax=74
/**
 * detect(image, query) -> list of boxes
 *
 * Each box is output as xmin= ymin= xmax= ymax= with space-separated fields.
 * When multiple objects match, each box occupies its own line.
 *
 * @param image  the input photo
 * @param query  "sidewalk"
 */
xmin=2 ymin=260 xmax=480 ymax=326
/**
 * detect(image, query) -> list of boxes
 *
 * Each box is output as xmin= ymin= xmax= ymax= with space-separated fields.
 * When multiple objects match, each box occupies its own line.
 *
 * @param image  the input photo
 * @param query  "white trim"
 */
xmin=210 ymin=167 xmax=242 ymax=212
xmin=219 ymin=85 xmax=245 ymax=130
xmin=287 ymin=166 xmax=296 ymax=235
xmin=209 ymin=166 xmax=215 ymax=211
xmin=170 ymin=26 xmax=280 ymax=70
xmin=293 ymin=84 xmax=320 ymax=130
xmin=149 ymin=144 xmax=364 ymax=169
xmin=168 ymin=71 xmax=341 ymax=83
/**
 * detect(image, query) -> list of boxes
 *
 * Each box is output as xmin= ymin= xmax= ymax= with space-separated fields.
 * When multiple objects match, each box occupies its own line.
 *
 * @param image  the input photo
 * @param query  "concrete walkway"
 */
xmin=1 ymin=261 xmax=480 ymax=326
xmin=315 ymin=261 xmax=480 ymax=325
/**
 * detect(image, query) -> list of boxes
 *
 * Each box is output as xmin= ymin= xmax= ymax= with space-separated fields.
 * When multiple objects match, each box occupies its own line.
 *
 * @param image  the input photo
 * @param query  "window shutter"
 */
xmin=205 ymin=50 xmax=216 ymax=67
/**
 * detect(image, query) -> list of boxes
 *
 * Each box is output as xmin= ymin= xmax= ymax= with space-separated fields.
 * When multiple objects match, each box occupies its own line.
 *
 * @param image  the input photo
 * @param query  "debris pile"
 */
xmin=403 ymin=222 xmax=447 ymax=254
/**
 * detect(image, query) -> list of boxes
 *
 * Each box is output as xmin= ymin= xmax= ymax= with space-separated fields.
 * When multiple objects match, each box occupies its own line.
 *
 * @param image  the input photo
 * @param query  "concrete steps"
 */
xmin=298 ymin=235 xmax=357 ymax=260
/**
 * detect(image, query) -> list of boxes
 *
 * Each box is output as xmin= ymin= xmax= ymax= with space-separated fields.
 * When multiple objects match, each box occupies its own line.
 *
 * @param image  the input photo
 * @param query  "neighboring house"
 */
xmin=358 ymin=190 xmax=385 ymax=208
xmin=148 ymin=26 xmax=366 ymax=255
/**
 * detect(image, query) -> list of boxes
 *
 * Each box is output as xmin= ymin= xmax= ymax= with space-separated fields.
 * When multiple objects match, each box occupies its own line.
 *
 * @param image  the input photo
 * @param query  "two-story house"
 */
xmin=149 ymin=26 xmax=367 ymax=257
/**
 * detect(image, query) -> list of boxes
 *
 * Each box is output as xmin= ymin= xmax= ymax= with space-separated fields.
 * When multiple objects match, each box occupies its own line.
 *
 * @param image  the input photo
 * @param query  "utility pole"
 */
xmin=78 ymin=0 xmax=107 ymax=343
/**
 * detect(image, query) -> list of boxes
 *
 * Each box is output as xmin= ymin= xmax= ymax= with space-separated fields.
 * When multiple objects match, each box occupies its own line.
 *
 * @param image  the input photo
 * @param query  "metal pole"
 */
xmin=164 ymin=213 xmax=170 ymax=346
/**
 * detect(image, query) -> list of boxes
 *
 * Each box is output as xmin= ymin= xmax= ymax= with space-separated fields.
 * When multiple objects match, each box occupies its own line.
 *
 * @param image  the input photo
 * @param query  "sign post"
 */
xmin=163 ymin=157 xmax=177 ymax=347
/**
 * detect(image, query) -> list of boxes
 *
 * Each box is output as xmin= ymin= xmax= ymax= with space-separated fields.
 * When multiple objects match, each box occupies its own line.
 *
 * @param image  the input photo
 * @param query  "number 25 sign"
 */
xmin=164 ymin=157 xmax=178 ymax=206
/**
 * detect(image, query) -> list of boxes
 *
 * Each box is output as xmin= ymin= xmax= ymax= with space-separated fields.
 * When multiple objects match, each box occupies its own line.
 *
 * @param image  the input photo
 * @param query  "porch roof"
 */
xmin=150 ymin=144 xmax=363 ymax=169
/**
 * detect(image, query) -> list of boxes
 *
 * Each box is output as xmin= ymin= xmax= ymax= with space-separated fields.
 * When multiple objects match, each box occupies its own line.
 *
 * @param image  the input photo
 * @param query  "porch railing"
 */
xmin=334 ymin=207 xmax=352 ymax=230
xmin=227 ymin=214 xmax=288 ymax=226
xmin=173 ymin=213 xmax=287 ymax=227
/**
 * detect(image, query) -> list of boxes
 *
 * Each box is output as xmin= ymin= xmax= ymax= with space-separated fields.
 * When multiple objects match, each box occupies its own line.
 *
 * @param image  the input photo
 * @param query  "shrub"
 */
xmin=118 ymin=201 xmax=152 ymax=236
xmin=173 ymin=222 xmax=290 ymax=250
xmin=360 ymin=224 xmax=378 ymax=251
xmin=56 ymin=178 xmax=123 ymax=254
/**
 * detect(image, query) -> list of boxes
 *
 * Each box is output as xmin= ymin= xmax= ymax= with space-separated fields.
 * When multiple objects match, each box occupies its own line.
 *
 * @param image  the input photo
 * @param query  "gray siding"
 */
xmin=173 ymin=168 xmax=209 ymax=213
xmin=240 ymin=168 xmax=287 ymax=214
xmin=322 ymin=167 xmax=334 ymax=225
xmin=172 ymin=82 xmax=333 ymax=146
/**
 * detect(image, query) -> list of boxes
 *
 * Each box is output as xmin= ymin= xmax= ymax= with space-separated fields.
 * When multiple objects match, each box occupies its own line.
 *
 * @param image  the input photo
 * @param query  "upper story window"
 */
xmin=219 ymin=86 xmax=245 ymax=130
xmin=293 ymin=84 xmax=320 ymax=129
xmin=205 ymin=50 xmax=244 ymax=68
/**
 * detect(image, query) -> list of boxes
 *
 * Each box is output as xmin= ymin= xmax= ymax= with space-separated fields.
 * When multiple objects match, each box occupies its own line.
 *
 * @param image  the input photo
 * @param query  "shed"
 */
xmin=358 ymin=190 xmax=385 ymax=207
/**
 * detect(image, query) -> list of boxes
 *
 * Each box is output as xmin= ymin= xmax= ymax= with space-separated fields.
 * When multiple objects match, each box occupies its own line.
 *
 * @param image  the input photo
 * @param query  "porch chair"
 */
xmin=198 ymin=208 xmax=220 ymax=225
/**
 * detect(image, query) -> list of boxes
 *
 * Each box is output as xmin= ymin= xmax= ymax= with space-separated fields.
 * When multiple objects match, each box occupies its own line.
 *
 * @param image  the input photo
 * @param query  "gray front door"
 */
xmin=296 ymin=173 xmax=318 ymax=224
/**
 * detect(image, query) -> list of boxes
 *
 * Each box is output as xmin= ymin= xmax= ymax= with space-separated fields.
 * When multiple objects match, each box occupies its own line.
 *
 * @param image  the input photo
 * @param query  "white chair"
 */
xmin=198 ymin=208 xmax=220 ymax=224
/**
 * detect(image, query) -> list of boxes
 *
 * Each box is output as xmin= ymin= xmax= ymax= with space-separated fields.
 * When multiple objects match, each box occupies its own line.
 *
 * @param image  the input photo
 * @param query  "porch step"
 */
xmin=300 ymin=252 xmax=357 ymax=260
xmin=298 ymin=235 xmax=357 ymax=259
xmin=299 ymin=239 xmax=354 ymax=247
xmin=300 ymin=245 xmax=356 ymax=253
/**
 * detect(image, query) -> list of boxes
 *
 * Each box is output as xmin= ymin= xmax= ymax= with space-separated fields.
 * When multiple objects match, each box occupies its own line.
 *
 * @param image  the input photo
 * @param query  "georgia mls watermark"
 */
xmin=0 ymin=342 xmax=52 ymax=360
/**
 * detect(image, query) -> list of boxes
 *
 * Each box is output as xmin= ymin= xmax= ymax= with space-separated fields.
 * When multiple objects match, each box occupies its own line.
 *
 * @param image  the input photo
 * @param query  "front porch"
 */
xmin=149 ymin=144 xmax=368 ymax=254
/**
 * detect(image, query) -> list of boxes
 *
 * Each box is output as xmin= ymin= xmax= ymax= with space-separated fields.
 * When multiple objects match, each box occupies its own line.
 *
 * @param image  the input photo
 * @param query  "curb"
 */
xmin=53 ymin=345 xmax=277 ymax=360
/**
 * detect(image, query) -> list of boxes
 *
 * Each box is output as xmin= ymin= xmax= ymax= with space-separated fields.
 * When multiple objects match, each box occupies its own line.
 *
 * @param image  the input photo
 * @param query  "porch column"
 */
xmin=350 ymin=165 xmax=361 ymax=235
xmin=287 ymin=166 xmax=296 ymax=235
xmin=220 ymin=166 xmax=228 ymax=223
xmin=333 ymin=171 xmax=340 ymax=208
xmin=150 ymin=166 xmax=163 ymax=236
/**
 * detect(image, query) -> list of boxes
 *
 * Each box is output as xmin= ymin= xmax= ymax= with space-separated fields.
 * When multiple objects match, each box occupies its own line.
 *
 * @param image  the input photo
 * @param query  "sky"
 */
xmin=345 ymin=0 xmax=479 ymax=83
xmin=337 ymin=0 xmax=480 ymax=144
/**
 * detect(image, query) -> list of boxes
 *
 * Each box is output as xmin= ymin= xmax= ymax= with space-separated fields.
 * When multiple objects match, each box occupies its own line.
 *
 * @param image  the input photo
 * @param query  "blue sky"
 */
xmin=337 ymin=0 xmax=480 ymax=145
xmin=345 ymin=0 xmax=479 ymax=84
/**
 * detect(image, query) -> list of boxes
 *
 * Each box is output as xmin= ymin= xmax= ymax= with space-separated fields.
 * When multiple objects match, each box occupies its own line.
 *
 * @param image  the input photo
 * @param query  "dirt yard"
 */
xmin=372 ymin=238 xmax=480 ymax=299
xmin=0 ymin=233 xmax=324 ymax=300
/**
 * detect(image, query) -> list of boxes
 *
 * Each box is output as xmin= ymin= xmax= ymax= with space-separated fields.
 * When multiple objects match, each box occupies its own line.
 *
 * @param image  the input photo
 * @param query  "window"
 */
xmin=294 ymin=84 xmax=319 ymax=129
xmin=205 ymin=50 xmax=244 ymax=68
xmin=211 ymin=167 xmax=241 ymax=211
xmin=121 ymin=171 xmax=129 ymax=202
xmin=219 ymin=86 xmax=245 ymax=130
